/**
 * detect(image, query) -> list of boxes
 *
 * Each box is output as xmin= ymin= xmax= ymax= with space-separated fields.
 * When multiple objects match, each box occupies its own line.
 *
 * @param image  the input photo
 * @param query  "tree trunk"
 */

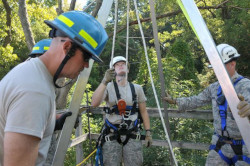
xmin=69 ymin=0 xmax=76 ymax=11
xmin=56 ymin=0 xmax=64 ymax=15
xmin=18 ymin=0 xmax=35 ymax=51
xmin=92 ymin=0 xmax=103 ymax=17
xmin=2 ymin=0 xmax=12 ymax=46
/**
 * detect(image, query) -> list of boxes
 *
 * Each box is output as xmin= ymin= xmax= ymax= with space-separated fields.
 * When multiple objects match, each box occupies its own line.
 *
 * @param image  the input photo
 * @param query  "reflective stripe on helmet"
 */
xmin=44 ymin=46 xmax=49 ymax=50
xmin=33 ymin=47 xmax=39 ymax=50
xmin=57 ymin=15 xmax=74 ymax=27
xmin=79 ymin=29 xmax=98 ymax=48
xmin=57 ymin=14 xmax=98 ymax=49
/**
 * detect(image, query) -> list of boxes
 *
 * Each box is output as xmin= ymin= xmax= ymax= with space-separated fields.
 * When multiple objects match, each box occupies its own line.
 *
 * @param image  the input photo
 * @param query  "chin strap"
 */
xmin=53 ymin=43 xmax=78 ymax=88
xmin=53 ymin=55 xmax=72 ymax=88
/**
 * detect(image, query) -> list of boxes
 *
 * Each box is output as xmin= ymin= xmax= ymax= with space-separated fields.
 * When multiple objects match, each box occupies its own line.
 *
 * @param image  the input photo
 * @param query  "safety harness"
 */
xmin=209 ymin=76 xmax=250 ymax=165
xmin=101 ymin=82 xmax=144 ymax=145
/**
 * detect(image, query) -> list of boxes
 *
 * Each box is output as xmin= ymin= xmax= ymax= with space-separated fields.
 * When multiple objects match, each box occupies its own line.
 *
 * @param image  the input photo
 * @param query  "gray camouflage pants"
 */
xmin=206 ymin=134 xmax=250 ymax=166
xmin=102 ymin=137 xmax=143 ymax=166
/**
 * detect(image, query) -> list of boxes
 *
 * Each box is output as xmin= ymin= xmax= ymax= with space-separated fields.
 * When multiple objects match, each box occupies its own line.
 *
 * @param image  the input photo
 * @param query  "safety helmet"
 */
xmin=110 ymin=56 xmax=129 ymax=68
xmin=29 ymin=39 xmax=52 ymax=57
xmin=208 ymin=44 xmax=240 ymax=68
xmin=217 ymin=44 xmax=240 ymax=64
xmin=44 ymin=11 xmax=108 ymax=62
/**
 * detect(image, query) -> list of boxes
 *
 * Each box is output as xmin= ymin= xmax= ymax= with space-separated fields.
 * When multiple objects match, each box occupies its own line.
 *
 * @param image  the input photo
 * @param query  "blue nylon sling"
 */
xmin=217 ymin=76 xmax=244 ymax=134
xmin=213 ymin=76 xmax=250 ymax=165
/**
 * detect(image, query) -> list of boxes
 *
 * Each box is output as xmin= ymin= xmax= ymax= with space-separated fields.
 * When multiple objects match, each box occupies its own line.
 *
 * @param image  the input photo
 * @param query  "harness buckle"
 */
xmin=119 ymin=122 xmax=128 ymax=129
xmin=125 ymin=110 xmax=131 ymax=117
xmin=105 ymin=135 xmax=111 ymax=142
xmin=136 ymin=133 xmax=141 ymax=140
xmin=217 ymin=95 xmax=225 ymax=105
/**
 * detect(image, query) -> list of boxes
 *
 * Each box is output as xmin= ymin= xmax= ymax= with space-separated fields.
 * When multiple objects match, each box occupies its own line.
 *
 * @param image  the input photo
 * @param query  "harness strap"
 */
xmin=209 ymin=134 xmax=250 ymax=165
xmin=129 ymin=82 xmax=136 ymax=102
xmin=243 ymin=156 xmax=250 ymax=164
xmin=113 ymin=81 xmax=121 ymax=100
xmin=218 ymin=150 xmax=233 ymax=165
xmin=102 ymin=119 xmax=142 ymax=146
xmin=217 ymin=76 xmax=244 ymax=135
xmin=103 ymin=106 xmax=136 ymax=115
xmin=95 ymin=146 xmax=103 ymax=166
xmin=102 ymin=133 xmax=146 ymax=145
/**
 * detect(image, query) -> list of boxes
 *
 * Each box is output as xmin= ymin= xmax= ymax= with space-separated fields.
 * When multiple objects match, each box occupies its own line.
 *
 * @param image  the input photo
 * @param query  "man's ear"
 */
xmin=63 ymin=40 xmax=72 ymax=54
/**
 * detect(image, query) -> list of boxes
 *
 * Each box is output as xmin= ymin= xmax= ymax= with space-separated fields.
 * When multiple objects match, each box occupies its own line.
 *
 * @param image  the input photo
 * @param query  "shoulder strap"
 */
xmin=217 ymin=76 xmax=244 ymax=96
xmin=234 ymin=76 xmax=244 ymax=85
xmin=217 ymin=76 xmax=244 ymax=134
xmin=113 ymin=81 xmax=121 ymax=100
xmin=129 ymin=82 xmax=137 ymax=102
xmin=113 ymin=82 xmax=137 ymax=105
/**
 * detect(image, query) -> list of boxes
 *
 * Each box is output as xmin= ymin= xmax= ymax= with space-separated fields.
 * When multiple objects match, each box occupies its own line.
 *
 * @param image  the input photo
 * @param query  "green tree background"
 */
xmin=0 ymin=0 xmax=249 ymax=165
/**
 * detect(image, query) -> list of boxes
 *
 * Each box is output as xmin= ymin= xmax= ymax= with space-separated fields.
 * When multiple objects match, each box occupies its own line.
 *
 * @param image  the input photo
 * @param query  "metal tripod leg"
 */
xmin=52 ymin=0 xmax=114 ymax=165
xmin=177 ymin=0 xmax=250 ymax=152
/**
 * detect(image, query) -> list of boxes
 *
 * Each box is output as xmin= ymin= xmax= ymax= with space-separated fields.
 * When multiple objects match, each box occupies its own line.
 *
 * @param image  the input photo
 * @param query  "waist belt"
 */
xmin=103 ymin=106 xmax=137 ymax=116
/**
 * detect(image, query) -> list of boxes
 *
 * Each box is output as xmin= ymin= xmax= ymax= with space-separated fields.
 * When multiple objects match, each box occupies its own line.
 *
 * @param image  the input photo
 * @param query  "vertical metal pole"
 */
xmin=52 ymin=1 xmax=114 ymax=165
xmin=148 ymin=0 xmax=175 ymax=165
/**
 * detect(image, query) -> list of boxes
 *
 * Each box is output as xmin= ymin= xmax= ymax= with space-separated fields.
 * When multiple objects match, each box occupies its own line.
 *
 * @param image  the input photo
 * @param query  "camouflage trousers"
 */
xmin=206 ymin=134 xmax=250 ymax=166
xmin=102 ymin=136 xmax=143 ymax=166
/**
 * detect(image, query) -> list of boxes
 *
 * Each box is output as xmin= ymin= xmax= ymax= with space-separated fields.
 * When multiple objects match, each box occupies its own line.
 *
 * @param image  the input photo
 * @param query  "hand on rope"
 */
xmin=102 ymin=68 xmax=115 ymax=86
xmin=163 ymin=90 xmax=176 ymax=104
xmin=237 ymin=94 xmax=250 ymax=120
xmin=145 ymin=130 xmax=152 ymax=147
xmin=54 ymin=112 xmax=72 ymax=131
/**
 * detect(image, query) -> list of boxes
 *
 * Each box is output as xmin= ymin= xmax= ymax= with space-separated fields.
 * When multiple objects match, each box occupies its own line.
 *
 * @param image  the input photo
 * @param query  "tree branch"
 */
xmin=18 ymin=0 xmax=35 ymax=51
xmin=69 ymin=0 xmax=76 ymax=11
xmin=92 ymin=0 xmax=103 ymax=17
xmin=2 ymin=0 xmax=12 ymax=46
xmin=56 ymin=0 xmax=64 ymax=15
xmin=109 ymin=0 xmax=233 ymax=38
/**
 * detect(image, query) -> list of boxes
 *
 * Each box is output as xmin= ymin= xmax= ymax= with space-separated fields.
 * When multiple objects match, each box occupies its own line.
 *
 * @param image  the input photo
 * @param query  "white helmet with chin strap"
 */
xmin=110 ymin=56 xmax=128 ymax=68
xmin=208 ymin=44 xmax=240 ymax=68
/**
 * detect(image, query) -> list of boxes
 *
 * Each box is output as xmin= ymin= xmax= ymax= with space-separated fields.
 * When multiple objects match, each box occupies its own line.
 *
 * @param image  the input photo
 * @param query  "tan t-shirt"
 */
xmin=103 ymin=82 xmax=146 ymax=124
xmin=0 ymin=58 xmax=56 ymax=166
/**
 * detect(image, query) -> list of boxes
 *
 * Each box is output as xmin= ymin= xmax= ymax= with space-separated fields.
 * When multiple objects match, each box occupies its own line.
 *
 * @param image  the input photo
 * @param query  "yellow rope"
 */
xmin=76 ymin=148 xmax=97 ymax=166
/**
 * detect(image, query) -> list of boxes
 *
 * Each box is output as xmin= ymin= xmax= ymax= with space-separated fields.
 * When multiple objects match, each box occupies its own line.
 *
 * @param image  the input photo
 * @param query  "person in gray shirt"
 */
xmin=0 ymin=11 xmax=108 ymax=166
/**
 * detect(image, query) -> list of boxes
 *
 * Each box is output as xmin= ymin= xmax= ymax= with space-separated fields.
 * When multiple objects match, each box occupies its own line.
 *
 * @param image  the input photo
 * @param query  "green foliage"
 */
xmin=0 ymin=45 xmax=19 ymax=79
xmin=0 ymin=0 xmax=249 ymax=165
xmin=169 ymin=40 xmax=198 ymax=80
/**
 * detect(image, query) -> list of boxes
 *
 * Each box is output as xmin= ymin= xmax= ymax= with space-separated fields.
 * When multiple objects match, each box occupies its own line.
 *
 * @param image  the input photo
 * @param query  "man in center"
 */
xmin=92 ymin=56 xmax=152 ymax=166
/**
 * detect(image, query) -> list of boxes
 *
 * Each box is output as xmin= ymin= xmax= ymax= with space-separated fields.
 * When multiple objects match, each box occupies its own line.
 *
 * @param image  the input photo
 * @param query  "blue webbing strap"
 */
xmin=95 ymin=146 xmax=103 ymax=166
xmin=217 ymin=76 xmax=244 ymax=133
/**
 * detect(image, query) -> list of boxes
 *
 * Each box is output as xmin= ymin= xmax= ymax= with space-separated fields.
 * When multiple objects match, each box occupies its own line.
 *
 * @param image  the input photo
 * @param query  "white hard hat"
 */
xmin=217 ymin=44 xmax=240 ymax=63
xmin=110 ymin=56 xmax=127 ymax=68
xmin=208 ymin=44 xmax=240 ymax=68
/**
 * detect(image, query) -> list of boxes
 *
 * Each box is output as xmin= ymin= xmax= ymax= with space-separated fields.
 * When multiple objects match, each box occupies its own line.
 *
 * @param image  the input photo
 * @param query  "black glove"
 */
xmin=54 ymin=112 xmax=72 ymax=131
